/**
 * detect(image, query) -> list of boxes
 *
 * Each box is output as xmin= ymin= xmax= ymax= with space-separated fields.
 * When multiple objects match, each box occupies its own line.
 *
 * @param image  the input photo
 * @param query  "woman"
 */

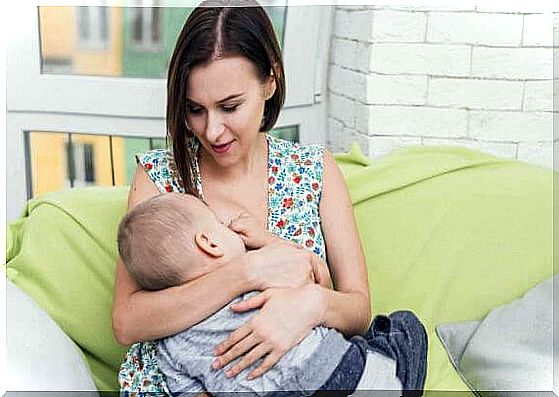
xmin=113 ymin=1 xmax=371 ymax=394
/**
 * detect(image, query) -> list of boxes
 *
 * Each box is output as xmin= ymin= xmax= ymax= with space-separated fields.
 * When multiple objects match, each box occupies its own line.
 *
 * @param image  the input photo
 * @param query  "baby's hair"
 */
xmin=117 ymin=193 xmax=199 ymax=291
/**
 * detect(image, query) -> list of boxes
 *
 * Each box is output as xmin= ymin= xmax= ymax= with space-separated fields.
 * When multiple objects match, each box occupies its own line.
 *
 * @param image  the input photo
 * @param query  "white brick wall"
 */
xmin=331 ymin=38 xmax=371 ymax=73
xmin=517 ymin=141 xmax=555 ymax=168
xmin=328 ymin=65 xmax=368 ymax=102
xmin=427 ymin=12 xmax=523 ymax=46
xmin=333 ymin=9 xmax=373 ymax=41
xmin=469 ymin=111 xmax=552 ymax=142
xmin=471 ymin=47 xmax=552 ymax=79
xmin=366 ymin=106 xmax=468 ymax=138
xmin=382 ymin=5 xmax=476 ymax=12
xmin=524 ymin=80 xmax=554 ymax=111
xmin=371 ymin=10 xmax=427 ymax=42
xmin=364 ymin=135 xmax=423 ymax=159
xmin=523 ymin=14 xmax=554 ymax=46
xmin=326 ymin=6 xmax=557 ymax=170
xmin=367 ymin=74 xmax=427 ymax=105
xmin=475 ymin=5 xmax=551 ymax=13
xmin=428 ymin=78 xmax=523 ymax=110
xmin=370 ymin=44 xmax=471 ymax=76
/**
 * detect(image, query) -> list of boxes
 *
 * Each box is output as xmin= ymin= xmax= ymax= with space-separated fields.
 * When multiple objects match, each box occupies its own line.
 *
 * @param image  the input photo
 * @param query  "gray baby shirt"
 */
xmin=156 ymin=291 xmax=351 ymax=396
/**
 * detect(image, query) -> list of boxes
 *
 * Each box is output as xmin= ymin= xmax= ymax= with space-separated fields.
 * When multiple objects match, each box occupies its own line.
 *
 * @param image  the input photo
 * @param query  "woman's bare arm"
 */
xmin=113 ymin=256 xmax=253 ymax=345
xmin=112 ymin=165 xmax=254 ymax=345
xmin=314 ymin=148 xmax=371 ymax=335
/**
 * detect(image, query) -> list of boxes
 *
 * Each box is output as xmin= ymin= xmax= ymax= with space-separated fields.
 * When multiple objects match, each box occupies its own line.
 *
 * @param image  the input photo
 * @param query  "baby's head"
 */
xmin=118 ymin=192 xmax=245 ymax=291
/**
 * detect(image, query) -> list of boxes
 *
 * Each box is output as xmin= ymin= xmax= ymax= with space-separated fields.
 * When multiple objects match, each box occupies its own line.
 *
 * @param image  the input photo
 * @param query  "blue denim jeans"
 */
xmin=316 ymin=310 xmax=428 ymax=397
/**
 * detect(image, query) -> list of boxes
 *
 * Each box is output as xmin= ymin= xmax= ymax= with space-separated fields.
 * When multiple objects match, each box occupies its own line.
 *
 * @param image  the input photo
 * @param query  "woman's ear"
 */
xmin=194 ymin=231 xmax=224 ymax=258
xmin=263 ymin=73 xmax=276 ymax=100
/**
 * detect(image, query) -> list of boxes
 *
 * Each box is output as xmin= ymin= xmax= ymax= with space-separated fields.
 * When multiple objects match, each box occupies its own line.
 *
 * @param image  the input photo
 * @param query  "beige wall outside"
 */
xmin=30 ymin=132 xmax=126 ymax=197
xmin=39 ymin=7 xmax=75 ymax=60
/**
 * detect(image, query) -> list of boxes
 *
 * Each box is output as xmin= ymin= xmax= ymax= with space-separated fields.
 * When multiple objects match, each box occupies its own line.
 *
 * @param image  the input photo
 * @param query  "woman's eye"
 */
xmin=187 ymin=106 xmax=203 ymax=115
xmin=223 ymin=105 xmax=238 ymax=113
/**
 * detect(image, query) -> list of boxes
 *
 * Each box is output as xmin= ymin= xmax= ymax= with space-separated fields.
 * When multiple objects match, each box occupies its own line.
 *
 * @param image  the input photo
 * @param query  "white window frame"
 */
xmin=7 ymin=2 xmax=332 ymax=220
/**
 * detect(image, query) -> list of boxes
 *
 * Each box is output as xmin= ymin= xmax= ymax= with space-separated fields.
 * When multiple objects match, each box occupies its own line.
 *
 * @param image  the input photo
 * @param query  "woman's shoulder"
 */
xmin=136 ymin=148 xmax=170 ymax=167
xmin=267 ymin=133 xmax=325 ymax=195
xmin=135 ymin=148 xmax=184 ymax=194
xmin=267 ymin=134 xmax=325 ymax=165
xmin=266 ymin=134 xmax=327 ymax=258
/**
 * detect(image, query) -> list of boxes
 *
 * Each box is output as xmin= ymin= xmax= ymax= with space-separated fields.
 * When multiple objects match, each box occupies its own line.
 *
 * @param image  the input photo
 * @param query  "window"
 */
xmin=25 ymin=131 xmax=166 ymax=198
xmin=66 ymin=142 xmax=97 ymax=187
xmin=39 ymin=4 xmax=288 ymax=78
xmin=269 ymin=125 xmax=299 ymax=143
xmin=84 ymin=144 xmax=95 ymax=183
xmin=24 ymin=126 xmax=296 ymax=199
xmin=130 ymin=0 xmax=162 ymax=51
xmin=76 ymin=6 xmax=109 ymax=50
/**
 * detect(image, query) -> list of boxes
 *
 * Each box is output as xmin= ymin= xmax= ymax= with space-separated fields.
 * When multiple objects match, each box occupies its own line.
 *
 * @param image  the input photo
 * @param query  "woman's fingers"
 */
xmin=230 ymin=292 xmax=268 ymax=313
xmin=214 ymin=324 xmax=251 ymax=356
xmin=216 ymin=287 xmax=320 ymax=380
xmin=213 ymin=331 xmax=258 ymax=369
xmin=247 ymin=350 xmax=283 ymax=380
xmin=225 ymin=342 xmax=271 ymax=378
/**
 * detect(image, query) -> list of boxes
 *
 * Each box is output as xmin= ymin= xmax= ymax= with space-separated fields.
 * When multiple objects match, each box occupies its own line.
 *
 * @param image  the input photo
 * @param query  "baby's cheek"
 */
xmin=214 ymin=210 xmax=232 ymax=226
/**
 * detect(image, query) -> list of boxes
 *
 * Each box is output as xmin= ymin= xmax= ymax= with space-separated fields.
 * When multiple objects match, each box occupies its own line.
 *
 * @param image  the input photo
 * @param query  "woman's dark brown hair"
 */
xmin=166 ymin=0 xmax=286 ymax=196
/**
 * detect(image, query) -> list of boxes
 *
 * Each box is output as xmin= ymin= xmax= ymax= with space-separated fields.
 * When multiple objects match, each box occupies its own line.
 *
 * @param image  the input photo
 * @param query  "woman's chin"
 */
xmin=212 ymin=154 xmax=238 ymax=169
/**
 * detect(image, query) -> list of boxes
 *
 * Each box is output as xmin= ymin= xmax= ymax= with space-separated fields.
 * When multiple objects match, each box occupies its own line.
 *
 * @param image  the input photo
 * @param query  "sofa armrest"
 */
xmin=7 ymin=280 xmax=99 ymax=393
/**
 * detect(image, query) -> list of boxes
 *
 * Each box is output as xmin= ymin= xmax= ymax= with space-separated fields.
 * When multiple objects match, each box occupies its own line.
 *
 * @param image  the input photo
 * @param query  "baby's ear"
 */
xmin=194 ymin=231 xmax=224 ymax=258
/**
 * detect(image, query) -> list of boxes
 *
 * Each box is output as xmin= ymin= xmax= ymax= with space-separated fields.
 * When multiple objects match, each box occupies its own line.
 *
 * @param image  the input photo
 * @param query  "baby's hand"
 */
xmin=228 ymin=211 xmax=277 ymax=249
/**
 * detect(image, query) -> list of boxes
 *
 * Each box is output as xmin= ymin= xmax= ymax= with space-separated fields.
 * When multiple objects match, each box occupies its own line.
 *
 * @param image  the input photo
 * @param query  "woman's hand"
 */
xmin=243 ymin=239 xmax=324 ymax=290
xmin=211 ymin=284 xmax=326 ymax=379
xmin=229 ymin=212 xmax=332 ymax=287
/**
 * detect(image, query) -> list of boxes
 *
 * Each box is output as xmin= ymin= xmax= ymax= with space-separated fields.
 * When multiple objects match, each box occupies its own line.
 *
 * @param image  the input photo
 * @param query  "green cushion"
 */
xmin=6 ymin=146 xmax=555 ymax=394
xmin=6 ymin=186 xmax=129 ymax=390
xmin=337 ymin=145 xmax=555 ymax=395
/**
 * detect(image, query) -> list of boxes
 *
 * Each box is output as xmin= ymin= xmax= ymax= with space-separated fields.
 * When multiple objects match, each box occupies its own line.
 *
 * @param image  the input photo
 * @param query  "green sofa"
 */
xmin=6 ymin=145 xmax=556 ymax=394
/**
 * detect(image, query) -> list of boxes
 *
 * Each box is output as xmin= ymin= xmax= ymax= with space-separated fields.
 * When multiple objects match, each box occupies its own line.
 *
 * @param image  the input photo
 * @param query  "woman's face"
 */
xmin=186 ymin=56 xmax=275 ymax=168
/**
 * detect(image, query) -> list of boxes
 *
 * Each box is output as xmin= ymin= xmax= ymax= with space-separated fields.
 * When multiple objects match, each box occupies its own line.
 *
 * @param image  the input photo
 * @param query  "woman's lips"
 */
xmin=211 ymin=141 xmax=234 ymax=154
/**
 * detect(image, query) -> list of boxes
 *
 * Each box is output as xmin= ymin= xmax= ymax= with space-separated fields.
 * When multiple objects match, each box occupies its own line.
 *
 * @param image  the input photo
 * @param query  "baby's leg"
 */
xmin=364 ymin=311 xmax=429 ymax=397
xmin=315 ymin=311 xmax=427 ymax=397
xmin=348 ymin=348 xmax=403 ymax=397
xmin=315 ymin=335 xmax=401 ymax=397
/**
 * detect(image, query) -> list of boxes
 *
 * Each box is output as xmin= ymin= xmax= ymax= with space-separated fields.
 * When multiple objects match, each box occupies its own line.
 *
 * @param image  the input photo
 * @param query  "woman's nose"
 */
xmin=205 ymin=111 xmax=225 ymax=142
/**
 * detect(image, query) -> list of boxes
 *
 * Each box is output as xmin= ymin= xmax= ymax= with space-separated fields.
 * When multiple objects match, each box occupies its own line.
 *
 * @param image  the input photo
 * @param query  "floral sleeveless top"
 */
xmin=119 ymin=134 xmax=326 ymax=395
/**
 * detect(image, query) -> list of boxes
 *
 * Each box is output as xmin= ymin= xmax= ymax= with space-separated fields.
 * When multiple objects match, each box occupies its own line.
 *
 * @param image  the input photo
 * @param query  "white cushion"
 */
xmin=7 ymin=280 xmax=98 ymax=392
xmin=437 ymin=275 xmax=557 ymax=396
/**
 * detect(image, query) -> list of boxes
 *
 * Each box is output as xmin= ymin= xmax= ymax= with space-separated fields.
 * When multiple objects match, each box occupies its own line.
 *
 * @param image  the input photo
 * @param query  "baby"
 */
xmin=117 ymin=192 xmax=427 ymax=397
